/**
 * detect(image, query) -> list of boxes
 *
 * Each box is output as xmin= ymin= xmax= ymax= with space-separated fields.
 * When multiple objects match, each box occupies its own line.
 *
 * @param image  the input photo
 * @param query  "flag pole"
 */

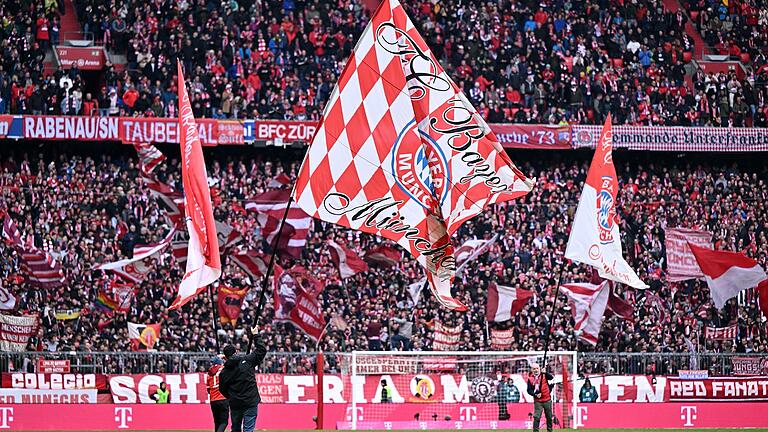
xmin=249 ymin=195 xmax=293 ymax=351
xmin=209 ymin=285 xmax=221 ymax=353
xmin=541 ymin=263 xmax=565 ymax=370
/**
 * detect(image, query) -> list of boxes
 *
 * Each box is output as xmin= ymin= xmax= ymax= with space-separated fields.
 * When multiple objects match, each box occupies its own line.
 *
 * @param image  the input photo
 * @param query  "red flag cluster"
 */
xmin=273 ymin=265 xmax=325 ymax=340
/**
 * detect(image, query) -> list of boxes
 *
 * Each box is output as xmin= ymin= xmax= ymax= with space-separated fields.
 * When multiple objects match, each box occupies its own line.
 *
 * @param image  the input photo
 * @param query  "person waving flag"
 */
xmin=170 ymin=61 xmax=221 ymax=309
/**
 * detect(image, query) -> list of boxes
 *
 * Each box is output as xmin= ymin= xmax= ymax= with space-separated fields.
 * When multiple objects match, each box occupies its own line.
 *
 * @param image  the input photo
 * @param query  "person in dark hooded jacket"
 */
xmin=219 ymin=326 xmax=267 ymax=432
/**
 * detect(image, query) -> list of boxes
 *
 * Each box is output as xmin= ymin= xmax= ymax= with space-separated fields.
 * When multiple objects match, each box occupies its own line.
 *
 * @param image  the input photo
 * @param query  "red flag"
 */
xmin=758 ymin=279 xmax=768 ymax=317
xmin=170 ymin=61 xmax=221 ymax=310
xmin=230 ymin=251 xmax=269 ymax=280
xmin=218 ymin=286 xmax=248 ymax=325
xmin=327 ymin=240 xmax=368 ymax=278
xmin=689 ymin=243 xmax=767 ymax=309
xmin=267 ymin=173 xmax=291 ymax=189
xmin=607 ymin=288 xmax=634 ymax=321
xmin=291 ymin=0 xmax=532 ymax=310
xmin=485 ymin=283 xmax=533 ymax=322
xmin=273 ymin=266 xmax=325 ymax=340
xmin=364 ymin=245 xmax=402 ymax=268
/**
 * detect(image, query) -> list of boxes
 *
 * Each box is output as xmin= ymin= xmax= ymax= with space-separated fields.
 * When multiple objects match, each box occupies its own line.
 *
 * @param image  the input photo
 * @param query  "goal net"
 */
xmin=338 ymin=351 xmax=578 ymax=430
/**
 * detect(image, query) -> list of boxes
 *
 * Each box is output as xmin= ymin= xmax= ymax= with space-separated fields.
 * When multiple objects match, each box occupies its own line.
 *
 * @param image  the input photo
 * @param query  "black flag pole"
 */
xmin=248 ymin=195 xmax=293 ymax=351
xmin=541 ymin=262 xmax=565 ymax=370
xmin=209 ymin=285 xmax=221 ymax=353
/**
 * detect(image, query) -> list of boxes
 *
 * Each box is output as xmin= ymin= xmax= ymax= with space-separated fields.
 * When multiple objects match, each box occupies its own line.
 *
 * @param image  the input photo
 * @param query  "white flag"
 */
xmin=565 ymin=116 xmax=647 ymax=289
xmin=560 ymin=281 xmax=611 ymax=346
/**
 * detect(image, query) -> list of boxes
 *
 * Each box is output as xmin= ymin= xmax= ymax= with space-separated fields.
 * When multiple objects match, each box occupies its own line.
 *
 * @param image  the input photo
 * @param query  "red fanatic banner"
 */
xmin=20 ymin=116 xmax=244 ymax=146
xmin=731 ymin=357 xmax=768 ymax=376
xmin=665 ymin=228 xmax=712 ymax=281
xmin=705 ymin=324 xmax=737 ymax=341
xmin=668 ymin=377 xmax=768 ymax=401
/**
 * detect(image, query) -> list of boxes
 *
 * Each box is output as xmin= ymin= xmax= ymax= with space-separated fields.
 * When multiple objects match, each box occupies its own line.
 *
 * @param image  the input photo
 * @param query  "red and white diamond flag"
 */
xmin=292 ymin=0 xmax=533 ymax=310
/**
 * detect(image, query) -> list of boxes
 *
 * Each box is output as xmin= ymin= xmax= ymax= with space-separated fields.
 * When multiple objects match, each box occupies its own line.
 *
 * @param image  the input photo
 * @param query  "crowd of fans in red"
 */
xmin=0 ymin=143 xmax=765 ymax=375
xmin=1 ymin=0 xmax=767 ymax=126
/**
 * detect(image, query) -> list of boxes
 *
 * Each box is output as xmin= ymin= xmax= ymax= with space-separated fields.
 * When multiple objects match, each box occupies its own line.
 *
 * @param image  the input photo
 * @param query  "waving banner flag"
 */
xmin=292 ymin=0 xmax=533 ymax=310
xmin=218 ymin=286 xmax=248 ymax=325
xmin=327 ymin=240 xmax=369 ymax=278
xmin=96 ymin=229 xmax=174 ymax=283
xmin=364 ymin=245 xmax=402 ymax=267
xmin=485 ymin=282 xmax=533 ymax=322
xmin=246 ymin=189 xmax=311 ymax=258
xmin=170 ymin=62 xmax=221 ymax=310
xmin=133 ymin=142 xmax=166 ymax=174
xmin=455 ymin=234 xmax=498 ymax=271
xmin=565 ymin=116 xmax=647 ymax=289
xmin=127 ymin=322 xmax=162 ymax=350
xmin=689 ymin=244 xmax=767 ymax=309
xmin=665 ymin=228 xmax=712 ymax=281
xmin=273 ymin=266 xmax=325 ymax=340
xmin=230 ymin=251 xmax=269 ymax=280
xmin=560 ymin=281 xmax=611 ymax=346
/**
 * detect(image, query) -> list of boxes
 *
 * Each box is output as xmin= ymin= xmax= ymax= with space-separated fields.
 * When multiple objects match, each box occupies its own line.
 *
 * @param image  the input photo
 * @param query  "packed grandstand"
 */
xmin=0 ymin=0 xmax=766 ymax=379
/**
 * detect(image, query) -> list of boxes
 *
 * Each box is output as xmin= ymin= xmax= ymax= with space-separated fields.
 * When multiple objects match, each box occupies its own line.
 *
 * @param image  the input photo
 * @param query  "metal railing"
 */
xmin=0 ymin=351 xmax=761 ymax=376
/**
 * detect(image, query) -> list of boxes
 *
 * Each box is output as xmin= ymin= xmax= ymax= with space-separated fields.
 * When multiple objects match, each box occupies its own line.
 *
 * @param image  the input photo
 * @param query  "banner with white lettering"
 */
xmin=704 ymin=325 xmax=737 ymax=341
xmin=731 ymin=357 xmax=768 ymax=376
xmin=0 ymin=315 xmax=38 ymax=351
xmin=665 ymin=228 xmax=712 ymax=281
xmin=0 ymin=388 xmax=97 ymax=404
xmin=572 ymin=125 xmax=768 ymax=151
xmin=491 ymin=124 xmax=571 ymax=149
xmin=354 ymin=357 xmax=417 ymax=375
xmin=21 ymin=116 xmax=244 ymax=146
xmin=668 ymin=378 xmax=768 ymax=401
xmin=1 ymin=373 xmax=107 ymax=390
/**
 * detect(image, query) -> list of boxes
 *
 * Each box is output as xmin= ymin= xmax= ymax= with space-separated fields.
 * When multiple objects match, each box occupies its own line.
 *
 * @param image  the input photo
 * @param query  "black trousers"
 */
xmin=211 ymin=399 xmax=229 ymax=432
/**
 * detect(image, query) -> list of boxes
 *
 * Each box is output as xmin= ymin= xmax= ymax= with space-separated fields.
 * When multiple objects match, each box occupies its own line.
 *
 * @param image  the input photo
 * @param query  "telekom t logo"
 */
xmin=0 ymin=408 xmax=13 ymax=429
xmin=574 ymin=406 xmax=589 ymax=427
xmin=681 ymin=406 xmax=698 ymax=427
xmin=459 ymin=406 xmax=477 ymax=420
xmin=114 ymin=407 xmax=133 ymax=429
xmin=345 ymin=407 xmax=364 ymax=421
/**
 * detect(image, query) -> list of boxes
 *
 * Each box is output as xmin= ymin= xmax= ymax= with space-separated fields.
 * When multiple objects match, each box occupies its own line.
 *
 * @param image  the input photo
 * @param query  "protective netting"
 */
xmin=337 ymin=351 xmax=577 ymax=430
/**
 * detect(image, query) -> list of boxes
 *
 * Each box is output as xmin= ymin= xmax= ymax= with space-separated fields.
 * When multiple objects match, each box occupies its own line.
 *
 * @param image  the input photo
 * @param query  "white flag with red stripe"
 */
xmin=565 ymin=116 xmax=647 ymax=289
xmin=171 ymin=61 xmax=221 ymax=310
xmin=292 ymin=0 xmax=533 ymax=310
xmin=230 ymin=251 xmax=269 ymax=280
xmin=133 ymin=143 xmax=166 ymax=174
xmin=485 ymin=283 xmax=533 ymax=322
xmin=688 ymin=244 xmax=767 ymax=309
xmin=559 ymin=281 xmax=611 ymax=346
xmin=327 ymin=240 xmax=369 ymax=278
xmin=455 ymin=235 xmax=498 ymax=271
xmin=246 ymin=189 xmax=311 ymax=258
xmin=97 ymin=230 xmax=175 ymax=283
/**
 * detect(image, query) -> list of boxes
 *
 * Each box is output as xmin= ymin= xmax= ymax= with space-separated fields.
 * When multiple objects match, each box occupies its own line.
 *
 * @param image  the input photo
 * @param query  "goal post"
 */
xmin=344 ymin=351 xmax=578 ymax=430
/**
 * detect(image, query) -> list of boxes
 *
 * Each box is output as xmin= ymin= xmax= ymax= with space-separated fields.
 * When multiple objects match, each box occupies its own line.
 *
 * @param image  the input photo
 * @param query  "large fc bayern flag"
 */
xmin=565 ymin=115 xmax=647 ymax=289
xmin=292 ymin=0 xmax=533 ymax=310
xmin=170 ymin=61 xmax=222 ymax=309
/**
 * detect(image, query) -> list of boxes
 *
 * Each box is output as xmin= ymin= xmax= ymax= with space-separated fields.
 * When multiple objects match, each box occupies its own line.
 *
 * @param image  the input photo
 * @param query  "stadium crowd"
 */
xmin=1 ymin=0 xmax=767 ymax=126
xmin=0 ymin=143 xmax=765 ymax=375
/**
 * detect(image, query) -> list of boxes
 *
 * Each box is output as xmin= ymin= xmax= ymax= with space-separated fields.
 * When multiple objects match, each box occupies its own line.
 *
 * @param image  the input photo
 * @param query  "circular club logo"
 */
xmin=596 ymin=176 xmax=615 ymax=244
xmin=390 ymin=119 xmax=450 ymax=210
xmin=410 ymin=375 xmax=435 ymax=400
xmin=470 ymin=377 xmax=497 ymax=402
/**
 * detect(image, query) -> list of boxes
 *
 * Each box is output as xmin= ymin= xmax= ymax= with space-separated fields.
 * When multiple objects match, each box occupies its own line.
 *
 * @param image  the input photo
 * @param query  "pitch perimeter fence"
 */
xmin=0 ymin=351 xmax=760 ymax=376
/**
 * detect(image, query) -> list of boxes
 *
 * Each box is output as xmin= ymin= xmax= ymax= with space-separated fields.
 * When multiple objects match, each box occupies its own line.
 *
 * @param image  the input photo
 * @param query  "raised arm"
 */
xmin=244 ymin=326 xmax=267 ymax=367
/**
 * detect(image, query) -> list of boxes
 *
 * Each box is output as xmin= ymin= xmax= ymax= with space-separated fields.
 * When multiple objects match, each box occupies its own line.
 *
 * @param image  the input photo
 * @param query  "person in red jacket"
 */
xmin=207 ymin=356 xmax=229 ymax=432
xmin=526 ymin=363 xmax=554 ymax=432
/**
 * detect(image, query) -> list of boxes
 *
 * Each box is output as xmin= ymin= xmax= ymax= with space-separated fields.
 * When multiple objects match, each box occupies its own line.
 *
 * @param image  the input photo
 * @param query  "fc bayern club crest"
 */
xmin=596 ymin=175 xmax=615 ymax=244
xmin=390 ymin=119 xmax=451 ymax=211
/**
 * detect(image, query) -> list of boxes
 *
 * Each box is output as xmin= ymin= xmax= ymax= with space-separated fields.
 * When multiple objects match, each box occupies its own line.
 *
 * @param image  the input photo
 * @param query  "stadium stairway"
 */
xmin=60 ymin=0 xmax=83 ymax=42
xmin=662 ymin=0 xmax=710 ymax=59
